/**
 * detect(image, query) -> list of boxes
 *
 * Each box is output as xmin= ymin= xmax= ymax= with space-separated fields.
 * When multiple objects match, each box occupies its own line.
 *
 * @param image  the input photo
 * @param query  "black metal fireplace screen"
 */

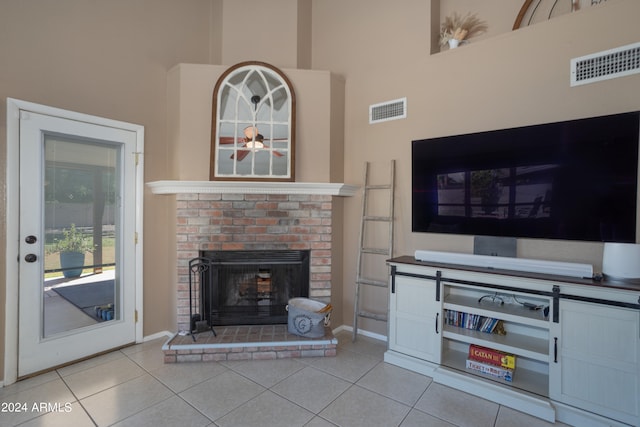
xmin=188 ymin=257 xmax=217 ymax=340
xmin=189 ymin=250 xmax=310 ymax=331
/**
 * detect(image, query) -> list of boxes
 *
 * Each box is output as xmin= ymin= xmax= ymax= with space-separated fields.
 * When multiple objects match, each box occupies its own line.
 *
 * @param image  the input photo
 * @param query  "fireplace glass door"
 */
xmin=203 ymin=250 xmax=310 ymax=325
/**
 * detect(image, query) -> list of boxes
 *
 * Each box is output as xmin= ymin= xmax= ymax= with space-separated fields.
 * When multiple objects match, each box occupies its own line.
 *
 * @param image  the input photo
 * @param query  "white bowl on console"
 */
xmin=602 ymin=242 xmax=640 ymax=280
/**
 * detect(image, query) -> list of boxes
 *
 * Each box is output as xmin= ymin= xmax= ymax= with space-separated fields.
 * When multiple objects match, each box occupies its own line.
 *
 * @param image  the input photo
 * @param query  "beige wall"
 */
xmin=311 ymin=0 xmax=640 ymax=335
xmin=2 ymin=0 xmax=640 ymax=380
xmin=0 ymin=0 xmax=213 ymax=382
xmin=220 ymin=0 xmax=312 ymax=69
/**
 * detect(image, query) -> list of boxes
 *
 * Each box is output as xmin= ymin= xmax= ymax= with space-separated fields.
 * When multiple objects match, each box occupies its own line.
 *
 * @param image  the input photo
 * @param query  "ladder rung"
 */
xmin=365 ymin=184 xmax=392 ymax=190
xmin=364 ymin=216 xmax=392 ymax=222
xmin=357 ymin=311 xmax=388 ymax=322
xmin=357 ymin=277 xmax=388 ymax=287
xmin=361 ymin=247 xmax=390 ymax=255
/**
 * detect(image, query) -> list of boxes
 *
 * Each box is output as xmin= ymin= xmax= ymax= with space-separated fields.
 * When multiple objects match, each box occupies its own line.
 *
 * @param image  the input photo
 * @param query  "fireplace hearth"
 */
xmin=200 ymin=250 xmax=310 ymax=326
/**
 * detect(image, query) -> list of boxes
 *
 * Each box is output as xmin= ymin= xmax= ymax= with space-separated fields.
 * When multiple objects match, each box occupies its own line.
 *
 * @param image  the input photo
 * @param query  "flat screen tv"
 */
xmin=412 ymin=111 xmax=640 ymax=242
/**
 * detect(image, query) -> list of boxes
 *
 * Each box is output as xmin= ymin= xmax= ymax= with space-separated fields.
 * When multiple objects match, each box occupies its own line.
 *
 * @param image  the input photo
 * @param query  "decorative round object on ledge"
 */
xmin=513 ymin=0 xmax=607 ymax=30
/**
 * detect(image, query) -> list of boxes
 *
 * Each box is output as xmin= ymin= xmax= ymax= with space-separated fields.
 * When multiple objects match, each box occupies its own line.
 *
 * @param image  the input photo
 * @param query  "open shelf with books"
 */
xmin=444 ymin=292 xmax=549 ymax=326
xmin=442 ymin=323 xmax=549 ymax=362
xmin=441 ymin=344 xmax=549 ymax=397
xmin=441 ymin=280 xmax=552 ymax=396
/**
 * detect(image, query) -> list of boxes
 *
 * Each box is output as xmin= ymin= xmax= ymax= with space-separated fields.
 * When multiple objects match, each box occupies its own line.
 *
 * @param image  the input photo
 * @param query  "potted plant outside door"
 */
xmin=54 ymin=224 xmax=93 ymax=278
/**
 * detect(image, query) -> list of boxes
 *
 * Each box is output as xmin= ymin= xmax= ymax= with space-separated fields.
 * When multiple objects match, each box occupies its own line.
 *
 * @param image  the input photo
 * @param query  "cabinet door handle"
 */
xmin=554 ymin=337 xmax=558 ymax=363
xmin=390 ymin=266 xmax=396 ymax=294
xmin=552 ymin=286 xmax=560 ymax=323
xmin=435 ymin=313 xmax=439 ymax=334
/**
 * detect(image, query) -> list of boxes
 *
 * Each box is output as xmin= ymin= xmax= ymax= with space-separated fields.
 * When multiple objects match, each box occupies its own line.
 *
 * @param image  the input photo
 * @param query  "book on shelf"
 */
xmin=468 ymin=344 xmax=516 ymax=369
xmin=444 ymin=310 xmax=504 ymax=334
xmin=466 ymin=359 xmax=513 ymax=382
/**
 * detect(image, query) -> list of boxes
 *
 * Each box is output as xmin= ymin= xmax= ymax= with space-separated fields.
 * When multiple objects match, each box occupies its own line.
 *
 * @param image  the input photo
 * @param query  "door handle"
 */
xmin=24 ymin=254 xmax=37 ymax=263
xmin=25 ymin=235 xmax=37 ymax=244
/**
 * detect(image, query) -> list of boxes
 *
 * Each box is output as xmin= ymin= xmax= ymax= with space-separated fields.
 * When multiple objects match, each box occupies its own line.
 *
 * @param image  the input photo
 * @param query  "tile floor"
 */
xmin=0 ymin=331 xmax=570 ymax=427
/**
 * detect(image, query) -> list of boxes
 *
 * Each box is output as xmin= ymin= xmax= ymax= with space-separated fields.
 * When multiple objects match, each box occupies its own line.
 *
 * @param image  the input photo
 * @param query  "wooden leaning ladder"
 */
xmin=353 ymin=160 xmax=395 ymax=341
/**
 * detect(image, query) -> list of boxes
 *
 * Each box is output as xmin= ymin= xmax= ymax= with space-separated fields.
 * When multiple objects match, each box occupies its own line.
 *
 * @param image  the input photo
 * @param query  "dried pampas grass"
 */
xmin=440 ymin=12 xmax=488 ymax=47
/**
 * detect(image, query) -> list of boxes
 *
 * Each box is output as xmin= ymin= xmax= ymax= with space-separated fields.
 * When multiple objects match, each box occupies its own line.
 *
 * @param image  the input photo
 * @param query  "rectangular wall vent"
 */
xmin=571 ymin=42 xmax=640 ymax=87
xmin=369 ymin=97 xmax=407 ymax=124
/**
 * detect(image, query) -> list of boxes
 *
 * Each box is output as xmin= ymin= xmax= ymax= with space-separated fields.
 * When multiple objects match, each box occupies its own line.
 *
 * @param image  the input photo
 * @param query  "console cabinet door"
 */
xmin=549 ymin=299 xmax=640 ymax=426
xmin=389 ymin=273 xmax=441 ymax=363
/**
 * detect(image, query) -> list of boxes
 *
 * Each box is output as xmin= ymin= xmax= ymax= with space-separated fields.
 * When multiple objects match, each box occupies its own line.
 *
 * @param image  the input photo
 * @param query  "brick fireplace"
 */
xmin=153 ymin=61 xmax=350 ymax=361
xmin=149 ymin=181 xmax=356 ymax=362
xmin=175 ymin=191 xmax=333 ymax=331
xmin=147 ymin=181 xmax=358 ymax=332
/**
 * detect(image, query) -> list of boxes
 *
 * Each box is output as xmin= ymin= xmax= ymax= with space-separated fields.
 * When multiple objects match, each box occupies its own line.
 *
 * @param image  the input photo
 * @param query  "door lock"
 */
xmin=24 ymin=254 xmax=37 ymax=263
xmin=25 ymin=235 xmax=37 ymax=244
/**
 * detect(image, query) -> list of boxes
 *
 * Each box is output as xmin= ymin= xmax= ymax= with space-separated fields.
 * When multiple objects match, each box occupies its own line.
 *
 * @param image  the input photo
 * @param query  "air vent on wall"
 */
xmin=571 ymin=42 xmax=640 ymax=87
xmin=369 ymin=97 xmax=407 ymax=124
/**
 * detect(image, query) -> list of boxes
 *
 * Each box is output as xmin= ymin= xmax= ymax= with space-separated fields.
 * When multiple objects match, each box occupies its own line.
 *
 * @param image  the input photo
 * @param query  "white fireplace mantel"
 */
xmin=147 ymin=180 xmax=359 ymax=196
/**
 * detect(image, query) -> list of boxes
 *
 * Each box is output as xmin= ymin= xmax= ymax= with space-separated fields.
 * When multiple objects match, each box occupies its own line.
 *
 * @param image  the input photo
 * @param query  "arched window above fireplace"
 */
xmin=210 ymin=61 xmax=296 ymax=181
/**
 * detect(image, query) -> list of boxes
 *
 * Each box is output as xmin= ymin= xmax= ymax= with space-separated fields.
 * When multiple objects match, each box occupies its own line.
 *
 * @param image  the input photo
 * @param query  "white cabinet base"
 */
xmin=384 ymin=350 xmax=438 ymax=378
xmin=385 ymin=351 xmax=632 ymax=427
xmin=387 ymin=256 xmax=640 ymax=427
xmin=433 ymin=366 xmax=555 ymax=423
xmin=554 ymin=402 xmax=635 ymax=427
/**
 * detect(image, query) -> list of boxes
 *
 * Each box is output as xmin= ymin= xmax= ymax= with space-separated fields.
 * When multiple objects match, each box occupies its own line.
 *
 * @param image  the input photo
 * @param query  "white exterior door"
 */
xmin=5 ymin=99 xmax=144 ymax=379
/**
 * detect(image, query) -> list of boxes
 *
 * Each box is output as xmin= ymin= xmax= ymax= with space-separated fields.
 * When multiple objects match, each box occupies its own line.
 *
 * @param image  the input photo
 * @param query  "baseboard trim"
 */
xmin=143 ymin=331 xmax=174 ymax=342
xmin=333 ymin=324 xmax=388 ymax=342
xmin=553 ymin=401 xmax=632 ymax=427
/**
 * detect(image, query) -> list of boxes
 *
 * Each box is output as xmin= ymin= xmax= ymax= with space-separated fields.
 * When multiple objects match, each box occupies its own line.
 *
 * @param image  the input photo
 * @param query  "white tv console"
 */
xmin=386 ymin=255 xmax=640 ymax=427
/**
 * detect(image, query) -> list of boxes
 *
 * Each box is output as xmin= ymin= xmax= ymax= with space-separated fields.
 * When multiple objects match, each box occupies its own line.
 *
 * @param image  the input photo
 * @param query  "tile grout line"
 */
xmin=55 ymin=369 xmax=99 ymax=427
xmin=90 ymin=346 xmax=212 ymax=426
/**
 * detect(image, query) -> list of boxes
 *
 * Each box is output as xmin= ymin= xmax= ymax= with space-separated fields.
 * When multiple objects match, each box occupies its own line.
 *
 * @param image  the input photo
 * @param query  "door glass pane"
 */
xmin=43 ymin=135 xmax=121 ymax=338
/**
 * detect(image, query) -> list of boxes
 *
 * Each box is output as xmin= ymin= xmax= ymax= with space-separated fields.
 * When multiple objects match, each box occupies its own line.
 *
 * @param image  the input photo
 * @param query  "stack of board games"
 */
xmin=466 ymin=344 xmax=516 ymax=382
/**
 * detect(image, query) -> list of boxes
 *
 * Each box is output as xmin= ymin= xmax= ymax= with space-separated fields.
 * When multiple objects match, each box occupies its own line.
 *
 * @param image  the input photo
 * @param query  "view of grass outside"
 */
xmin=44 ymin=228 xmax=116 ymax=279
xmin=45 ymin=159 xmax=118 ymax=279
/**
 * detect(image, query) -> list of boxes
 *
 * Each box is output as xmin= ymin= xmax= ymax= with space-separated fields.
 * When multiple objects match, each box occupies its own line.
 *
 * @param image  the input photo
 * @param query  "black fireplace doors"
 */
xmin=200 ymin=250 xmax=310 ymax=325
